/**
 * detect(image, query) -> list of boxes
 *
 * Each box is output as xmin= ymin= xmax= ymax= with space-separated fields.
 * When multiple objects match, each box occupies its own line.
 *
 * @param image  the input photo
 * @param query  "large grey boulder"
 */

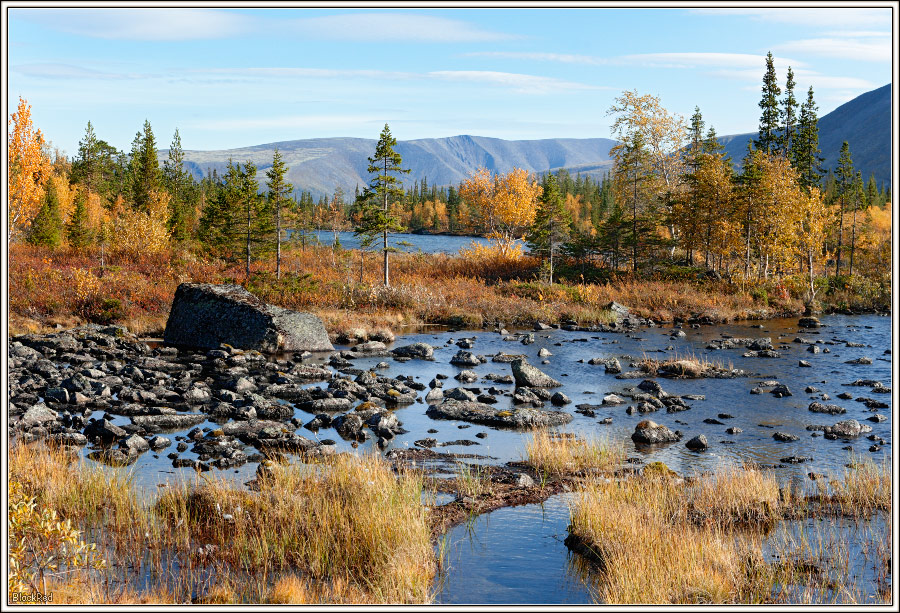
xmin=163 ymin=283 xmax=333 ymax=353
xmin=511 ymin=358 xmax=561 ymax=388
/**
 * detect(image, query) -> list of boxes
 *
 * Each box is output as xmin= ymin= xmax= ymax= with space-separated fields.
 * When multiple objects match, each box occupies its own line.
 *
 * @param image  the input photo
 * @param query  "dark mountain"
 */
xmin=719 ymin=83 xmax=891 ymax=187
xmin=169 ymin=135 xmax=617 ymax=199
xmin=162 ymin=84 xmax=889 ymax=198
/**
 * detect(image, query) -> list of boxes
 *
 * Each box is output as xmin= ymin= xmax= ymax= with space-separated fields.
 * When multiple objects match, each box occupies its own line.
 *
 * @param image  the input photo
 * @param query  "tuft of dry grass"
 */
xmin=568 ymin=476 xmax=767 ymax=604
xmin=825 ymin=456 xmax=891 ymax=515
xmin=524 ymin=430 xmax=625 ymax=477
xmin=452 ymin=462 xmax=494 ymax=500
xmin=8 ymin=443 xmax=436 ymax=604
xmin=155 ymin=453 xmax=435 ymax=603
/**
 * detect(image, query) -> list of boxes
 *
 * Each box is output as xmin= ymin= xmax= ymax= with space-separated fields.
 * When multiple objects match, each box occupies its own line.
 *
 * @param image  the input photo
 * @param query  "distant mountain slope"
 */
xmin=172 ymin=135 xmax=618 ymax=199
xmin=719 ymin=84 xmax=891 ymax=187
xmin=163 ymin=84 xmax=889 ymax=198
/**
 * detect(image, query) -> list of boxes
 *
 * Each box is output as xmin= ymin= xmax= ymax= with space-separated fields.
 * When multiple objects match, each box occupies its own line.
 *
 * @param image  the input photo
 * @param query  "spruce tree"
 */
xmin=27 ymin=181 xmax=64 ymax=247
xmin=779 ymin=66 xmax=797 ymax=157
xmin=129 ymin=119 xmax=161 ymax=212
xmin=163 ymin=128 xmax=193 ymax=242
xmin=527 ymin=173 xmax=571 ymax=284
xmin=354 ymin=124 xmax=409 ymax=286
xmin=793 ymin=86 xmax=824 ymax=191
xmin=266 ymin=148 xmax=294 ymax=279
xmin=72 ymin=121 xmax=99 ymax=193
xmin=833 ymin=141 xmax=854 ymax=276
xmin=66 ymin=191 xmax=92 ymax=249
xmin=756 ymin=51 xmax=781 ymax=155
xmin=866 ymin=174 xmax=879 ymax=208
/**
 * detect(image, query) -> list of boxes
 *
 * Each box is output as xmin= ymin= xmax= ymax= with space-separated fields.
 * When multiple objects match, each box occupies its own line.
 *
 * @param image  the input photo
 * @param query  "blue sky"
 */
xmin=6 ymin=6 xmax=895 ymax=155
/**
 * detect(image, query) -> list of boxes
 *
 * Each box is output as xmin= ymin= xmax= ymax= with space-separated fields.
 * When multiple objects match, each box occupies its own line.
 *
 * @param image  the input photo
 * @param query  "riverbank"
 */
xmin=13 ymin=242 xmax=887 ymax=340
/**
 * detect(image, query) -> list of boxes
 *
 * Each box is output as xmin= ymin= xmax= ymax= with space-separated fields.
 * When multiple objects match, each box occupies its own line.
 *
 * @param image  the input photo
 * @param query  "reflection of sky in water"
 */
xmin=59 ymin=312 xmax=890 ymax=604
xmin=436 ymin=494 xmax=594 ymax=604
xmin=76 ymin=313 xmax=891 ymax=496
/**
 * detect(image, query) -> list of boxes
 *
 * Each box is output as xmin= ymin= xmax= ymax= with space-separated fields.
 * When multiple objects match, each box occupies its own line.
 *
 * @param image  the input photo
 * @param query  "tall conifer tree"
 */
xmin=354 ymin=124 xmax=409 ymax=286
xmin=779 ymin=66 xmax=797 ymax=158
xmin=833 ymin=141 xmax=854 ymax=276
xmin=266 ymin=148 xmax=293 ymax=279
xmin=129 ymin=120 xmax=161 ymax=212
xmin=756 ymin=51 xmax=781 ymax=155
xmin=793 ymin=86 xmax=824 ymax=191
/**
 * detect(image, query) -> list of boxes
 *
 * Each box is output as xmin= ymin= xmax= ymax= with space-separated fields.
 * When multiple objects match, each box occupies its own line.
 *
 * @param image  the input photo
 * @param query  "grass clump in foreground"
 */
xmin=8 ymin=443 xmax=436 ymax=604
xmin=524 ymin=430 xmax=625 ymax=477
xmin=155 ymin=452 xmax=435 ymax=603
xmin=823 ymin=456 xmax=892 ymax=515
xmin=567 ymin=464 xmax=892 ymax=604
xmin=567 ymin=466 xmax=790 ymax=604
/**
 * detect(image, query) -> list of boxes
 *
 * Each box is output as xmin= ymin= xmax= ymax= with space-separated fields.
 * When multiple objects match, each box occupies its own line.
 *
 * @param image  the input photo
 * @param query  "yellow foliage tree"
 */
xmin=607 ymin=90 xmax=687 ymax=248
xmin=459 ymin=167 xmax=542 ymax=256
xmin=794 ymin=187 xmax=829 ymax=302
xmin=8 ymin=97 xmax=53 ymax=243
xmin=111 ymin=189 xmax=171 ymax=256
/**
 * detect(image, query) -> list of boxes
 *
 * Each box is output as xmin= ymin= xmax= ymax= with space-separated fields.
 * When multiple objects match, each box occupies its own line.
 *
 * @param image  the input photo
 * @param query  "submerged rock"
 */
xmin=425 ymin=400 xmax=572 ymax=429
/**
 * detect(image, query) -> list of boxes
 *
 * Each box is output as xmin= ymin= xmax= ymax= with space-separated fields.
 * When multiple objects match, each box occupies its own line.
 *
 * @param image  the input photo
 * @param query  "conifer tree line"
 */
xmin=10 ymin=50 xmax=892 ymax=293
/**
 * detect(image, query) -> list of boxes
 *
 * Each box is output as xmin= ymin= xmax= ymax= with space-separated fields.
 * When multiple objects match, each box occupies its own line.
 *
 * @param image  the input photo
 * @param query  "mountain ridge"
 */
xmin=165 ymin=83 xmax=890 ymax=198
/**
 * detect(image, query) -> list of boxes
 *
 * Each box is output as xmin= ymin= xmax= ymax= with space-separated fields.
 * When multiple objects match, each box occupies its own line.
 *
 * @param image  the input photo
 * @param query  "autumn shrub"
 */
xmin=8 ymin=481 xmax=107 ymax=599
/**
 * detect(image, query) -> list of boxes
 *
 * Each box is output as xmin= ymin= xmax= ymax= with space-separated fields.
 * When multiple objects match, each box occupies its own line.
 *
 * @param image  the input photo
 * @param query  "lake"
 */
xmin=286 ymin=230 xmax=512 ymax=254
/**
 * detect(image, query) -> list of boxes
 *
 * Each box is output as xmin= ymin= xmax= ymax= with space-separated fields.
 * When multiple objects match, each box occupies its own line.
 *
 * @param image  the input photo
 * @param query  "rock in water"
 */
xmin=510 ymin=358 xmax=562 ymax=388
xmin=163 ymin=283 xmax=333 ymax=352
xmin=631 ymin=420 xmax=682 ymax=445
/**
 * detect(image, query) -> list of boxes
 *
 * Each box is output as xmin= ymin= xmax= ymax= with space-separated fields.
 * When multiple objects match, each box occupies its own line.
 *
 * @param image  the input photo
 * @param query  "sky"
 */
xmin=5 ymin=4 xmax=896 ymax=156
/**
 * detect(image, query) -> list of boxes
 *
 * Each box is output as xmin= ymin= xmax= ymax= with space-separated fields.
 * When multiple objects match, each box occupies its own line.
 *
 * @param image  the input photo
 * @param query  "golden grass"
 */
xmin=155 ymin=453 xmax=435 ymax=603
xmin=8 ymin=442 xmax=150 ymax=546
xmin=826 ymin=456 xmax=892 ymax=515
xmin=452 ymin=462 xmax=494 ymax=499
xmin=8 ymin=443 xmax=436 ymax=604
xmin=524 ymin=430 xmax=625 ymax=477
xmin=567 ymin=466 xmax=794 ymax=604
xmin=568 ymin=464 xmax=892 ymax=604
xmin=569 ymin=477 xmax=767 ymax=603
xmin=686 ymin=466 xmax=785 ymax=528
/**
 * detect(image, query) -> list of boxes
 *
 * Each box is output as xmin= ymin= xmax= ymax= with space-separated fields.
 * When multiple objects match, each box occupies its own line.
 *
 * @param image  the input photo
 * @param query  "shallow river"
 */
xmin=77 ymin=313 xmax=892 ymax=604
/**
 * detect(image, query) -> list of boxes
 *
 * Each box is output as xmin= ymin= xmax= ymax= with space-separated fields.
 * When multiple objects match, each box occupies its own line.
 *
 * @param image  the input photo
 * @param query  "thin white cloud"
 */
xmin=12 ymin=9 xmax=514 ymax=43
xmin=690 ymin=8 xmax=890 ymax=28
xmin=13 ymin=8 xmax=248 ymax=40
xmin=466 ymin=50 xmax=806 ymax=69
xmin=821 ymin=30 xmax=891 ymax=38
xmin=428 ymin=71 xmax=601 ymax=94
xmin=464 ymin=51 xmax=609 ymax=65
xmin=620 ymin=52 xmax=806 ymax=69
xmin=287 ymin=13 xmax=515 ymax=42
xmin=197 ymin=67 xmax=416 ymax=81
xmin=191 ymin=67 xmax=601 ymax=94
xmin=714 ymin=68 xmax=874 ymax=90
xmin=189 ymin=114 xmax=386 ymax=132
xmin=773 ymin=38 xmax=891 ymax=62
xmin=13 ymin=62 xmax=150 ymax=80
